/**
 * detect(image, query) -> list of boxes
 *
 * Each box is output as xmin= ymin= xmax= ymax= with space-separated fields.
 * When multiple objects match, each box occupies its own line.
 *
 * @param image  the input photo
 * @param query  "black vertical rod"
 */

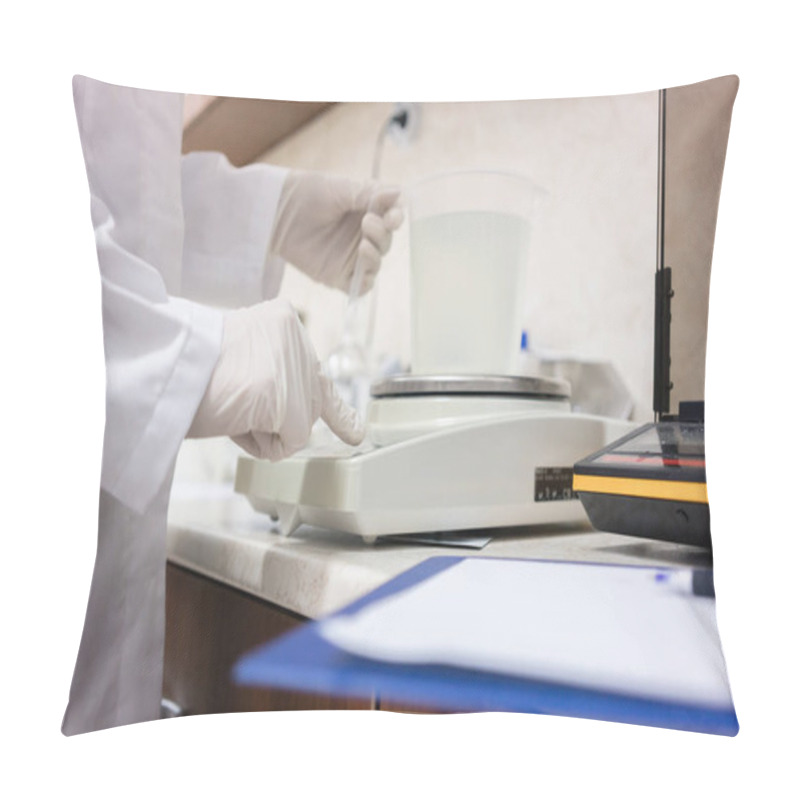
xmin=657 ymin=89 xmax=666 ymax=274
xmin=653 ymin=88 xmax=672 ymax=420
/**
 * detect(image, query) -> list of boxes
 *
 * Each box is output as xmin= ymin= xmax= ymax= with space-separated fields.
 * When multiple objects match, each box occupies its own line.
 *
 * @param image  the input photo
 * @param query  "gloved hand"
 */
xmin=188 ymin=299 xmax=364 ymax=459
xmin=270 ymin=170 xmax=404 ymax=295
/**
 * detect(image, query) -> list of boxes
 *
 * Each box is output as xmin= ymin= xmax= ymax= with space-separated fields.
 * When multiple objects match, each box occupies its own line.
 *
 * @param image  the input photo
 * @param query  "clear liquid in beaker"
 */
xmin=409 ymin=210 xmax=530 ymax=375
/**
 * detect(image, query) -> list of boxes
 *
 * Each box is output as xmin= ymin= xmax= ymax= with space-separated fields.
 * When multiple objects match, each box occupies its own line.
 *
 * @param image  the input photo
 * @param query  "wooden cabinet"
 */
xmin=163 ymin=563 xmax=372 ymax=715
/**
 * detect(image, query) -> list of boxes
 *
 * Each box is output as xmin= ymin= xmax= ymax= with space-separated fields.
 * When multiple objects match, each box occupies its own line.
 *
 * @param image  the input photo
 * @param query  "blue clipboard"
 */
xmin=233 ymin=556 xmax=738 ymax=736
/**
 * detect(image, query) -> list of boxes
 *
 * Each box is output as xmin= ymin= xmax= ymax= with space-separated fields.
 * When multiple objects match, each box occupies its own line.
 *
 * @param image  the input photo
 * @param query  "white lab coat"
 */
xmin=63 ymin=76 xmax=288 ymax=735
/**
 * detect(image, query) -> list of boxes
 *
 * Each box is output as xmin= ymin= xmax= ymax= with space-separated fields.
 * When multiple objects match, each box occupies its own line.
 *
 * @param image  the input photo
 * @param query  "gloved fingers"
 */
xmin=215 ymin=299 xmax=324 ymax=461
xmin=383 ymin=205 xmax=405 ymax=232
xmin=349 ymin=270 xmax=377 ymax=296
xmin=341 ymin=180 xmax=403 ymax=217
xmin=348 ymin=239 xmax=381 ymax=295
xmin=319 ymin=375 xmax=366 ymax=446
xmin=232 ymin=430 xmax=298 ymax=462
xmin=272 ymin=171 xmax=403 ymax=294
xmin=361 ymin=212 xmax=394 ymax=256
xmin=369 ymin=185 xmax=403 ymax=216
xmin=358 ymin=237 xmax=382 ymax=269
xmin=231 ymin=432 xmax=274 ymax=459
xmin=274 ymin=380 xmax=322 ymax=455
xmin=348 ymin=179 xmax=378 ymax=213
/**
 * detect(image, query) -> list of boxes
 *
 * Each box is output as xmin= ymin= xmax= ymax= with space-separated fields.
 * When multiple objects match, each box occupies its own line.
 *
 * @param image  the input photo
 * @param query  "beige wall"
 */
xmin=664 ymin=76 xmax=739 ymax=410
xmin=261 ymin=93 xmax=659 ymax=420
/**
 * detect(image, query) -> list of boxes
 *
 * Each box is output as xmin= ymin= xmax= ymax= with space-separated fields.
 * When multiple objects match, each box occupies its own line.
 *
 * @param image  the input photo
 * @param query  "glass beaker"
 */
xmin=406 ymin=170 xmax=541 ymax=376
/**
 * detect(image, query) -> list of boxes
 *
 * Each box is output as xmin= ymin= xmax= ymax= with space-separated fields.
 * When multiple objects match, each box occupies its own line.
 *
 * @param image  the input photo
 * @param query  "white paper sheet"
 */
xmin=319 ymin=558 xmax=733 ymax=708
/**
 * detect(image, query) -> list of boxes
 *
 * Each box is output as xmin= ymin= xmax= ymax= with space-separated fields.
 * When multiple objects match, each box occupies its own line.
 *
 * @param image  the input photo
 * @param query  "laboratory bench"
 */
xmin=163 ymin=483 xmax=712 ymax=717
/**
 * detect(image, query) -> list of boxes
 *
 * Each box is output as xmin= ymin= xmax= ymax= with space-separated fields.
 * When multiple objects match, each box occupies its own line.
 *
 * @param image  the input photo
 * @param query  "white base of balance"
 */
xmin=234 ymin=380 xmax=636 ymax=543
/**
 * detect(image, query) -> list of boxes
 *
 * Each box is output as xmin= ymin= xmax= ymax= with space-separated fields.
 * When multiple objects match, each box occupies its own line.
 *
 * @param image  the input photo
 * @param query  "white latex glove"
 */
xmin=270 ymin=170 xmax=404 ymax=295
xmin=188 ymin=299 xmax=364 ymax=459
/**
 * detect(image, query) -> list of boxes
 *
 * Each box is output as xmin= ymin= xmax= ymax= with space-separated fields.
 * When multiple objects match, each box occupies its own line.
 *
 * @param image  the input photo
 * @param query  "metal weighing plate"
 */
xmin=371 ymin=374 xmax=571 ymax=400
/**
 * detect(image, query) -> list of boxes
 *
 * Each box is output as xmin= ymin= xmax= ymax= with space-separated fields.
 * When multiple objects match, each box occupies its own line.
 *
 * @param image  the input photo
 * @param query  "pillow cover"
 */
xmin=67 ymin=75 xmax=738 ymax=736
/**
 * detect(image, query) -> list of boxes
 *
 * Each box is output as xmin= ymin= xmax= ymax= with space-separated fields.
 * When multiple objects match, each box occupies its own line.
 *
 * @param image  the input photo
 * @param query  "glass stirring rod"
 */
xmin=323 ymin=200 xmax=375 ymax=414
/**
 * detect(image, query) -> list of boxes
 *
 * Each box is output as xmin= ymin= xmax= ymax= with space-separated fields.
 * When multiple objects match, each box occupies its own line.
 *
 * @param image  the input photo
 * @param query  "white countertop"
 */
xmin=166 ymin=481 xmax=713 ymax=620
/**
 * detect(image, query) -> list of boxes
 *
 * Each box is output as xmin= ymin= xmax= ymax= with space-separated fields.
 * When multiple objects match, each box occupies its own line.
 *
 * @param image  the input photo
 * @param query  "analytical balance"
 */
xmin=235 ymin=170 xmax=637 ymax=542
xmin=235 ymin=373 xmax=635 ymax=542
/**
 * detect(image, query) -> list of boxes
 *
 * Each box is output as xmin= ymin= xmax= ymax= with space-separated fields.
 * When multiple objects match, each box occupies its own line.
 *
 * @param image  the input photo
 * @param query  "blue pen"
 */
xmin=655 ymin=568 xmax=715 ymax=598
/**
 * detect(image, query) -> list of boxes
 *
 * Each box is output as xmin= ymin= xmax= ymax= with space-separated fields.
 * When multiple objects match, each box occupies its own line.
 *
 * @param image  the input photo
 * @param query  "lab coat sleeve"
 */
xmin=73 ymin=75 xmax=225 ymax=514
xmin=180 ymin=152 xmax=289 ymax=307
xmin=95 ymin=195 xmax=224 ymax=514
